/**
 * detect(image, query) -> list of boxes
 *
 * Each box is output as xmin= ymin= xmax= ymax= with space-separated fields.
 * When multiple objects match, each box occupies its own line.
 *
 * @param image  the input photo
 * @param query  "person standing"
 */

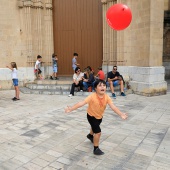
xmin=50 ymin=53 xmax=59 ymax=80
xmin=6 ymin=62 xmax=20 ymax=101
xmin=65 ymin=79 xmax=128 ymax=155
xmin=72 ymin=53 xmax=80 ymax=71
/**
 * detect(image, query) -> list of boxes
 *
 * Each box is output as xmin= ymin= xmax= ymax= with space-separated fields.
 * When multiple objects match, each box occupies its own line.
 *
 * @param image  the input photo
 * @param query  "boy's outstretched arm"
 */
xmin=65 ymin=100 xmax=87 ymax=113
xmin=108 ymin=103 xmax=128 ymax=120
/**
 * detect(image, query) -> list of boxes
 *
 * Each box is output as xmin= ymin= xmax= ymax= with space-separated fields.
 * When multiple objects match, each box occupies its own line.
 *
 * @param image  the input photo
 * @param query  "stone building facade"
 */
xmin=0 ymin=0 xmax=54 ymax=89
xmin=0 ymin=0 xmax=169 ymax=96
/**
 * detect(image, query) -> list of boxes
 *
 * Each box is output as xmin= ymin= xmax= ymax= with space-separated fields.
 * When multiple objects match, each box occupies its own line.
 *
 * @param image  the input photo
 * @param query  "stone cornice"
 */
xmin=18 ymin=0 xmax=46 ymax=9
xmin=101 ymin=0 xmax=116 ymax=4
xmin=34 ymin=1 xmax=44 ymax=9
xmin=18 ymin=0 xmax=24 ymax=8
xmin=24 ymin=0 xmax=34 ymax=7
xmin=45 ymin=3 xmax=53 ymax=10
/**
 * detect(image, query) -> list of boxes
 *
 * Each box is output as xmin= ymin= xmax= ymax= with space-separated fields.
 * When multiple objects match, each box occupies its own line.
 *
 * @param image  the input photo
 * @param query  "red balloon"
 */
xmin=106 ymin=4 xmax=132 ymax=31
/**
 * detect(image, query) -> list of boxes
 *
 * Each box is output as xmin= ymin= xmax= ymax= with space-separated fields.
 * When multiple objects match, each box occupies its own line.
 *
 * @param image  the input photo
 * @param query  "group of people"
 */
xmin=69 ymin=52 xmax=126 ymax=98
xmin=34 ymin=53 xmax=59 ymax=81
xmin=66 ymin=53 xmax=128 ymax=156
xmin=4 ymin=53 xmax=128 ymax=156
xmin=68 ymin=66 xmax=105 ymax=97
xmin=5 ymin=52 xmax=126 ymax=101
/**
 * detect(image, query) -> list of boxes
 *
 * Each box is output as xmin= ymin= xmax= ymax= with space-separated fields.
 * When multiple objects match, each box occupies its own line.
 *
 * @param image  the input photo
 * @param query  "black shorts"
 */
xmin=87 ymin=113 xmax=102 ymax=133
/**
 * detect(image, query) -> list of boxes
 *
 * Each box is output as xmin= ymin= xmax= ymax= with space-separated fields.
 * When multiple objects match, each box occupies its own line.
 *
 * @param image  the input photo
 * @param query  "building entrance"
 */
xmin=53 ymin=0 xmax=103 ymax=75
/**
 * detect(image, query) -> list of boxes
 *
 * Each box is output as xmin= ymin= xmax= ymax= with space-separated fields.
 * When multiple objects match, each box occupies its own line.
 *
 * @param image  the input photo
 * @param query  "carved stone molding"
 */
xmin=23 ymin=0 xmax=34 ymax=7
xmin=18 ymin=0 xmax=24 ymax=8
xmin=45 ymin=3 xmax=52 ymax=10
xmin=18 ymin=0 xmax=44 ymax=9
xmin=101 ymin=0 xmax=116 ymax=4
xmin=34 ymin=1 xmax=44 ymax=9
xmin=101 ymin=0 xmax=107 ymax=4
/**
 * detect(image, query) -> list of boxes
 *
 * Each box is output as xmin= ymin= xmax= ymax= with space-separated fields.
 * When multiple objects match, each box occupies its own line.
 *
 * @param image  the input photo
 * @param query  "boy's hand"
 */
xmin=120 ymin=113 xmax=128 ymax=120
xmin=65 ymin=106 xmax=72 ymax=113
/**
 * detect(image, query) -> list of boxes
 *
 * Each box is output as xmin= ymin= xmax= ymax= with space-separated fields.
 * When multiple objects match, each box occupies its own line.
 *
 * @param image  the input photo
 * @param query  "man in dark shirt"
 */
xmin=107 ymin=66 xmax=126 ymax=98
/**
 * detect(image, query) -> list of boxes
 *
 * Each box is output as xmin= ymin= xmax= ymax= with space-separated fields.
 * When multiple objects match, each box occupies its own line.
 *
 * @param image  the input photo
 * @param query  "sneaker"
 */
xmin=121 ymin=92 xmax=126 ymax=96
xmin=50 ymin=76 xmax=53 ymax=80
xmin=12 ymin=97 xmax=17 ymax=100
xmin=80 ymin=90 xmax=83 ymax=92
xmin=13 ymin=98 xmax=20 ymax=101
xmin=112 ymin=93 xmax=116 ymax=99
xmin=68 ymin=94 xmax=73 ymax=97
xmin=87 ymin=134 xmax=93 ymax=143
xmin=93 ymin=148 xmax=104 ymax=155
xmin=55 ymin=77 xmax=59 ymax=80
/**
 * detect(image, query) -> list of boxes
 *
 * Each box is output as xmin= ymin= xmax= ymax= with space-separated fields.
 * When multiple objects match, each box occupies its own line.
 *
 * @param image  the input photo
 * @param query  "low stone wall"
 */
xmin=102 ymin=65 xmax=167 ymax=96
xmin=0 ymin=66 xmax=53 ymax=89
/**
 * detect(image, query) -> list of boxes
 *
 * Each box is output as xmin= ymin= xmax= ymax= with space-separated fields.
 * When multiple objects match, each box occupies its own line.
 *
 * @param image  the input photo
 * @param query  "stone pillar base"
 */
xmin=130 ymin=81 xmax=167 ymax=96
xmin=102 ymin=65 xmax=167 ymax=96
xmin=129 ymin=66 xmax=167 ymax=96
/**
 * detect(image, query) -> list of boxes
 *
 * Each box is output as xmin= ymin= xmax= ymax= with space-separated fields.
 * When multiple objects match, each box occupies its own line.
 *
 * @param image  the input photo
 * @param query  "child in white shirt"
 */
xmin=6 ymin=62 xmax=20 ymax=101
xmin=34 ymin=55 xmax=43 ymax=80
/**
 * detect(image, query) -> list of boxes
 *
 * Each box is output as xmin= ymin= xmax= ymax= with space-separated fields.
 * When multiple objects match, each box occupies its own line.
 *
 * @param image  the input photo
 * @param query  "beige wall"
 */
xmin=0 ymin=0 xmax=54 ymax=68
xmin=102 ymin=0 xmax=164 ymax=67
xmin=0 ymin=0 xmax=24 ymax=68
xmin=164 ymin=0 xmax=170 ymax=10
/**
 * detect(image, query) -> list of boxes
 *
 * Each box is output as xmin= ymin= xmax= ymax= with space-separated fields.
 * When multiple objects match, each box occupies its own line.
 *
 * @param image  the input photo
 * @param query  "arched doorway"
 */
xmin=53 ymin=0 xmax=103 ymax=75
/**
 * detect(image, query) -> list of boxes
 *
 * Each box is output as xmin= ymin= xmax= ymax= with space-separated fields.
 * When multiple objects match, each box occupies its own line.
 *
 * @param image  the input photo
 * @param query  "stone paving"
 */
xmin=0 ymin=82 xmax=170 ymax=170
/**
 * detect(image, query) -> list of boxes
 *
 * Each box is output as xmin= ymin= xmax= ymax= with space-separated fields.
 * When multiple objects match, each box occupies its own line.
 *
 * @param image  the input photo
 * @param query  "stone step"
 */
xmin=20 ymin=86 xmax=132 ymax=96
xmin=26 ymin=84 xmax=71 ymax=90
xmin=34 ymin=79 xmax=73 ymax=85
xmin=25 ymin=83 xmax=123 ymax=91
xmin=21 ymin=78 xmax=132 ymax=96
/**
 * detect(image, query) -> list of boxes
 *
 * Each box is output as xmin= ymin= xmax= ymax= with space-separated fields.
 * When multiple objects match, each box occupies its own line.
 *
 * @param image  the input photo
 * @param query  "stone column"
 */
xmin=129 ymin=0 xmax=167 ymax=96
xmin=18 ymin=0 xmax=54 ymax=78
xmin=102 ymin=0 xmax=117 ymax=74
xmin=101 ymin=0 xmax=167 ymax=96
xmin=44 ymin=0 xmax=54 ymax=65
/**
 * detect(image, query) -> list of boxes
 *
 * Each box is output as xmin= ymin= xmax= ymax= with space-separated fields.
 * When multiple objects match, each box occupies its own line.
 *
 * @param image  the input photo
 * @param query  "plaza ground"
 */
xmin=0 ymin=81 xmax=170 ymax=170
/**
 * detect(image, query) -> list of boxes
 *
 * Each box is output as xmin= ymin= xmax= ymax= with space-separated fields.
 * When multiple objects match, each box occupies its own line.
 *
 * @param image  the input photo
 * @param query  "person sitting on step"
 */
xmin=68 ymin=67 xmax=84 ymax=97
xmin=83 ymin=67 xmax=95 ymax=92
xmin=107 ymin=66 xmax=126 ymax=99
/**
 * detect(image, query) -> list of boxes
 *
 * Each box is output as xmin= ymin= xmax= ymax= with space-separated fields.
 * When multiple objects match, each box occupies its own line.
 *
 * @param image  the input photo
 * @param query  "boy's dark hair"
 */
xmin=73 ymin=53 xmax=78 ymax=56
xmin=37 ymin=55 xmax=42 ymax=59
xmin=75 ymin=66 xmax=80 ymax=73
xmin=94 ymin=79 xmax=106 ymax=89
xmin=113 ymin=65 xmax=117 ymax=69
xmin=52 ymin=53 xmax=57 ymax=58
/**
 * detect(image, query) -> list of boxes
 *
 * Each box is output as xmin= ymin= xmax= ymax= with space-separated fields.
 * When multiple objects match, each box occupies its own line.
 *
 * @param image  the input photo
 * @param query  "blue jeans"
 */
xmin=106 ymin=80 xmax=119 ymax=87
xmin=83 ymin=82 xmax=93 ymax=90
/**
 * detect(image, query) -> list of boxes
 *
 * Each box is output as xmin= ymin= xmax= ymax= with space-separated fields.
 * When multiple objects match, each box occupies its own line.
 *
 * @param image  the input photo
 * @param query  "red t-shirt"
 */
xmin=98 ymin=70 xmax=105 ymax=80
